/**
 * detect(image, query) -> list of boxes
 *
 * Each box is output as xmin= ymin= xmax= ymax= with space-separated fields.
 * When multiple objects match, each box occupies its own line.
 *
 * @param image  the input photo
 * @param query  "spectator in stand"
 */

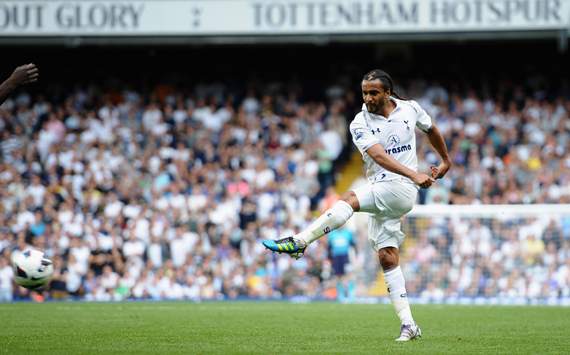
xmin=0 ymin=257 xmax=14 ymax=302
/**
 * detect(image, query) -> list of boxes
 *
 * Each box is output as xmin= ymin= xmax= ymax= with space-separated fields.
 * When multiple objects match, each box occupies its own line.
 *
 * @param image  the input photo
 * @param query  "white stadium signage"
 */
xmin=0 ymin=0 xmax=568 ymax=36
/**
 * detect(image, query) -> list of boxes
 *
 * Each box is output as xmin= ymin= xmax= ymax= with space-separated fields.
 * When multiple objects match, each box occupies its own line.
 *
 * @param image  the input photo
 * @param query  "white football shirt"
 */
xmin=349 ymin=98 xmax=432 ymax=184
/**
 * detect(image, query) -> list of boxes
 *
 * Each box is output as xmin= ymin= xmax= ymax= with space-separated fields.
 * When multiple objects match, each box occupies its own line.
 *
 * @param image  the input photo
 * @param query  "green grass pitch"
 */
xmin=1 ymin=302 xmax=569 ymax=354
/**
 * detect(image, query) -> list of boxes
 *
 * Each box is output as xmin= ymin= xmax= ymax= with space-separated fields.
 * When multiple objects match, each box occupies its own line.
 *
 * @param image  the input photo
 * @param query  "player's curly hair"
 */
xmin=362 ymin=69 xmax=405 ymax=100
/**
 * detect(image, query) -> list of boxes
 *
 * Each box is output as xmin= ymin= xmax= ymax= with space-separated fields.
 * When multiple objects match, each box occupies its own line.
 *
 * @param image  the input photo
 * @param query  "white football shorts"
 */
xmin=352 ymin=179 xmax=418 ymax=251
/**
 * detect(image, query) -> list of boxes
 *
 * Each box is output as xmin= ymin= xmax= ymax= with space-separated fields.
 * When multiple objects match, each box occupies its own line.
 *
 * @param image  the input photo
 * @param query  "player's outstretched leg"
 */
xmin=262 ymin=200 xmax=354 ymax=259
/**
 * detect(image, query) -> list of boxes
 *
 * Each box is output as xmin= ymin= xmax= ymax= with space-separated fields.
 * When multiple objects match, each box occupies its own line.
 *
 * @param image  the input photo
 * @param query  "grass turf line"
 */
xmin=1 ymin=302 xmax=569 ymax=354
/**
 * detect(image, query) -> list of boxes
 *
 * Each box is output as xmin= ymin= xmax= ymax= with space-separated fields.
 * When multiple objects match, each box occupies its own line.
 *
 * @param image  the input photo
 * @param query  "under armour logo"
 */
xmin=404 ymin=120 xmax=410 ymax=130
xmin=323 ymin=227 xmax=331 ymax=234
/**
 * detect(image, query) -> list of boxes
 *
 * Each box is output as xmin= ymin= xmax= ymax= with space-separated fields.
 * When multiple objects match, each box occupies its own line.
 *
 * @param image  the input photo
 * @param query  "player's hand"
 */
xmin=9 ymin=63 xmax=39 ymax=86
xmin=430 ymin=160 xmax=451 ymax=179
xmin=412 ymin=172 xmax=435 ymax=188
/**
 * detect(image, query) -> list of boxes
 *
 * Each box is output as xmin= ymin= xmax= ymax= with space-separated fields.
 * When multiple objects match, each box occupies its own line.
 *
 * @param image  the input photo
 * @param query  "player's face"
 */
xmin=362 ymin=79 xmax=390 ymax=114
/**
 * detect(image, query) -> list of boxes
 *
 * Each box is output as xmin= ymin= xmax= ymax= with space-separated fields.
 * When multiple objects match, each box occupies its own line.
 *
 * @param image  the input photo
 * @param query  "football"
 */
xmin=12 ymin=249 xmax=54 ymax=289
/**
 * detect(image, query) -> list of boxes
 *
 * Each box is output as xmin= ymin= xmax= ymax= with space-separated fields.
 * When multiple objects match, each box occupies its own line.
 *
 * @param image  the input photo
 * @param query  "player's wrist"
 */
xmin=3 ymin=77 xmax=18 ymax=90
xmin=409 ymin=172 xmax=421 ymax=183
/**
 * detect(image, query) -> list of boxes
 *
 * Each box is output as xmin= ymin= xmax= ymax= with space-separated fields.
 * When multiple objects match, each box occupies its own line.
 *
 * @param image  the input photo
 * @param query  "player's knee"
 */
xmin=340 ymin=191 xmax=360 ymax=211
xmin=378 ymin=248 xmax=399 ymax=270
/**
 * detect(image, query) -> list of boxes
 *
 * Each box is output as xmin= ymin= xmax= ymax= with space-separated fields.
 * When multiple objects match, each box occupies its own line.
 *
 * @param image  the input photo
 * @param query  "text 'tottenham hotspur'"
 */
xmin=253 ymin=0 xmax=563 ymax=28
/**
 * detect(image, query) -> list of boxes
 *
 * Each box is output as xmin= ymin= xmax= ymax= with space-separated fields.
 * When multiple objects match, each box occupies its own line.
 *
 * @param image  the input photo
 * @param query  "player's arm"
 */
xmin=411 ymin=100 xmax=451 ymax=179
xmin=350 ymin=118 xmax=433 ymax=188
xmin=424 ymin=124 xmax=451 ymax=179
xmin=0 ymin=64 xmax=39 ymax=105
xmin=366 ymin=144 xmax=434 ymax=188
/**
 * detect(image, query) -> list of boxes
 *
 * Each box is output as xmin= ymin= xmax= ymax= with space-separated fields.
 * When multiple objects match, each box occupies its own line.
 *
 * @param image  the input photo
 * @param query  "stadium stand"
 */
xmin=1 ymin=68 xmax=569 ymax=302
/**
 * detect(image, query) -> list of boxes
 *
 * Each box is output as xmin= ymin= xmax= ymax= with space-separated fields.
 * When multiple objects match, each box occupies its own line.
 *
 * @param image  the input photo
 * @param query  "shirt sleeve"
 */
xmin=410 ymin=100 xmax=433 ymax=132
xmin=350 ymin=116 xmax=378 ymax=153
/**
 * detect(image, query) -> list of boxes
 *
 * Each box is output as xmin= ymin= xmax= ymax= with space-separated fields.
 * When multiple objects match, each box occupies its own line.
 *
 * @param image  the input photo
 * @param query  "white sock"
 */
xmin=298 ymin=200 xmax=353 ymax=245
xmin=384 ymin=266 xmax=414 ymax=325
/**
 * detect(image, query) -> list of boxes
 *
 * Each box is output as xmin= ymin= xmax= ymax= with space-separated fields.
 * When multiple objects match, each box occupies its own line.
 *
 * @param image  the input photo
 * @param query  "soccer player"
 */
xmin=0 ymin=63 xmax=39 ymax=105
xmin=263 ymin=69 xmax=451 ymax=341
xmin=327 ymin=226 xmax=356 ymax=302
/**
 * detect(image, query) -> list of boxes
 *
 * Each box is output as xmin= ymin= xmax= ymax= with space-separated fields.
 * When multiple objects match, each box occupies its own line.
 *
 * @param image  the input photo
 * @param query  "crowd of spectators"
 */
xmin=0 ymin=75 xmax=569 ymax=302
xmin=410 ymin=81 xmax=570 ymax=205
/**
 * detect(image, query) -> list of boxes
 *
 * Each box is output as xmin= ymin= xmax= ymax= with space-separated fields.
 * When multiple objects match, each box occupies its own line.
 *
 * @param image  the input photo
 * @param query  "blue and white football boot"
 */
xmin=262 ymin=237 xmax=307 ymax=260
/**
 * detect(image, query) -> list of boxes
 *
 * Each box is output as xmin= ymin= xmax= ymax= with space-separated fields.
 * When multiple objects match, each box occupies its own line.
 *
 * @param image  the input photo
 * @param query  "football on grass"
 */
xmin=12 ymin=249 xmax=54 ymax=289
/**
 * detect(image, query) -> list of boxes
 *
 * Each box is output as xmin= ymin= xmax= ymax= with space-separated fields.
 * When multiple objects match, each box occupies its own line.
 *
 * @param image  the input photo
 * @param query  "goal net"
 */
xmin=350 ymin=202 xmax=570 ymax=306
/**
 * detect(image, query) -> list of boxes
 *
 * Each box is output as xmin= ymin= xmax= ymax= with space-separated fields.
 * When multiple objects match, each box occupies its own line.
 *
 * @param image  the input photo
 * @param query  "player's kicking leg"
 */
xmin=262 ymin=199 xmax=355 ymax=258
